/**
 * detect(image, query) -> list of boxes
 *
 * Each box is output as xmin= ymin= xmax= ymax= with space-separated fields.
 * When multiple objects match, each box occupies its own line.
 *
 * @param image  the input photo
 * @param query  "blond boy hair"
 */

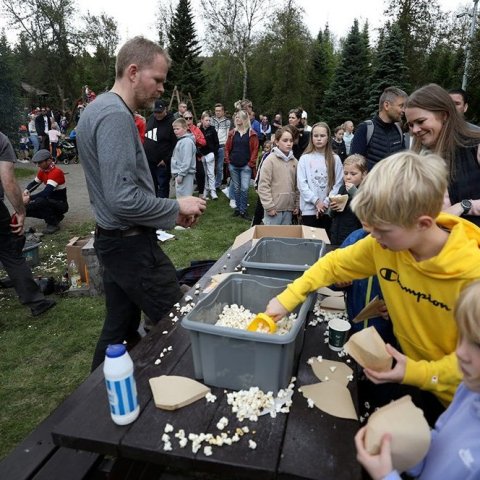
xmin=172 ymin=118 xmax=188 ymax=129
xmin=455 ymin=280 xmax=480 ymax=344
xmin=343 ymin=154 xmax=367 ymax=174
xmin=351 ymin=151 xmax=447 ymax=228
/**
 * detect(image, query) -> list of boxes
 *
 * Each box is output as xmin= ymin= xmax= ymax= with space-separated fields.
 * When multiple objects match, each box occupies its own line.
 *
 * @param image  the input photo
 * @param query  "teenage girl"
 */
xmin=258 ymin=127 xmax=299 ymax=225
xmin=329 ymin=154 xmax=368 ymax=245
xmin=331 ymin=125 xmax=347 ymax=162
xmin=297 ymin=122 xmax=343 ymax=234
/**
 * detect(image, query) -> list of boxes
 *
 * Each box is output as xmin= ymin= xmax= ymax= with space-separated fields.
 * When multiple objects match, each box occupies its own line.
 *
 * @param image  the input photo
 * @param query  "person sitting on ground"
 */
xmin=355 ymin=279 xmax=480 ymax=480
xmin=23 ymin=149 xmax=68 ymax=234
xmin=266 ymin=151 xmax=480 ymax=426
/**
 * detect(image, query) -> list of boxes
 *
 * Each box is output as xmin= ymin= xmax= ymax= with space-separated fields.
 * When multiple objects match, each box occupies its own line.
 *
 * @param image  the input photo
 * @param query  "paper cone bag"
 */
xmin=343 ymin=326 xmax=393 ymax=371
xmin=364 ymin=395 xmax=431 ymax=472
xmin=329 ymin=194 xmax=349 ymax=212
xmin=311 ymin=358 xmax=353 ymax=387
xmin=352 ymin=295 xmax=384 ymax=323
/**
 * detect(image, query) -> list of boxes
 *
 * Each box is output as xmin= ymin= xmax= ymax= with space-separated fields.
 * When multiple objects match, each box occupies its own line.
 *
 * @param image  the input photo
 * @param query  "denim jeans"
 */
xmin=215 ymin=146 xmax=225 ymax=188
xmin=229 ymin=164 xmax=251 ymax=214
xmin=29 ymin=134 xmax=40 ymax=153
xmin=155 ymin=163 xmax=171 ymax=198
xmin=91 ymin=231 xmax=182 ymax=370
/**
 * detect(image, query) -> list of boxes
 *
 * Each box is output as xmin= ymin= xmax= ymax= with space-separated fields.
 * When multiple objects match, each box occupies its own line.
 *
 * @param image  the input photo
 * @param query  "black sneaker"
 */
xmin=43 ymin=224 xmax=60 ymax=234
xmin=31 ymin=298 xmax=56 ymax=316
xmin=232 ymin=210 xmax=240 ymax=217
xmin=240 ymin=212 xmax=252 ymax=221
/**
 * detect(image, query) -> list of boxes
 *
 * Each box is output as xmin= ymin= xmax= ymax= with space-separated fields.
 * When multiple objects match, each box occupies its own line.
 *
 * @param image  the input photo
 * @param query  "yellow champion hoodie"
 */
xmin=277 ymin=213 xmax=480 ymax=406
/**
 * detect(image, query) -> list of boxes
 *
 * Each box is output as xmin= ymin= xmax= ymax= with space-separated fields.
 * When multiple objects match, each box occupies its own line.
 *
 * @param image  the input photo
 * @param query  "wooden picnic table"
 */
xmin=51 ymin=241 xmax=361 ymax=480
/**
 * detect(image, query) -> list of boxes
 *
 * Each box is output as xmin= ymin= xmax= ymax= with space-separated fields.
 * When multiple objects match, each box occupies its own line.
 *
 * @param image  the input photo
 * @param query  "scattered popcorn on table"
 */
xmin=162 ymin=330 xmax=168 ymax=334
xmin=216 ymin=417 xmax=229 ymax=430
xmin=194 ymin=289 xmax=200 ymax=295
xmin=307 ymin=398 xmax=315 ymax=408
xmin=329 ymin=366 xmax=337 ymax=372
xmin=195 ymin=283 xmax=200 ymax=289
xmin=169 ymin=312 xmax=174 ymax=318
xmin=307 ymin=357 xmax=314 ymax=365
xmin=154 ymin=359 xmax=161 ymax=365
xmin=364 ymin=401 xmax=370 ymax=409
xmin=248 ymin=439 xmax=257 ymax=450
xmin=205 ymin=392 xmax=217 ymax=403
xmin=203 ymin=446 xmax=213 ymax=456
xmin=347 ymin=374 xmax=354 ymax=382
xmin=227 ymin=253 xmax=231 ymax=258
xmin=164 ymin=423 xmax=174 ymax=433
xmin=185 ymin=295 xmax=193 ymax=302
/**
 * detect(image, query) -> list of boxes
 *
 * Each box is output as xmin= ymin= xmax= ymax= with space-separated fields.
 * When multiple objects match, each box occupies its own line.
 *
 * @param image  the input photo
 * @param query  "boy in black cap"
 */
xmin=23 ymin=149 xmax=68 ymax=233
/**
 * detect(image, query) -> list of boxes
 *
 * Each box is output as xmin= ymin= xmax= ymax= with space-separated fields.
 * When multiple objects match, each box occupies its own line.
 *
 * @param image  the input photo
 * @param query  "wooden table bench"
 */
xmin=2 ymin=242 xmax=361 ymax=479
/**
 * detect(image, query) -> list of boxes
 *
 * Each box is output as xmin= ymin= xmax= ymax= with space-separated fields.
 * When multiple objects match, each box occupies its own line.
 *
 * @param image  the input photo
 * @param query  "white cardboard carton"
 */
xmin=231 ymin=225 xmax=330 ymax=250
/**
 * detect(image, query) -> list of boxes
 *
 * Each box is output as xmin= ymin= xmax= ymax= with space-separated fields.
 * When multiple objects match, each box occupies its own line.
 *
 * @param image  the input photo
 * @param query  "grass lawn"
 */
xmin=0 ymin=190 xmax=254 ymax=460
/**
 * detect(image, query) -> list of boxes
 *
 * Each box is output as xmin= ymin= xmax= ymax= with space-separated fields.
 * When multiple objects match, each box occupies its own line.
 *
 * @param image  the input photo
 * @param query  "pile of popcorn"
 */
xmin=215 ymin=304 xmax=297 ymax=334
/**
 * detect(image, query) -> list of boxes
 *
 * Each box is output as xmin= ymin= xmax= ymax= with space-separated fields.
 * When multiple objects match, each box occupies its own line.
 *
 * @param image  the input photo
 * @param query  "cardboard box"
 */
xmin=66 ymin=236 xmax=90 ymax=283
xmin=231 ymin=225 xmax=330 ymax=250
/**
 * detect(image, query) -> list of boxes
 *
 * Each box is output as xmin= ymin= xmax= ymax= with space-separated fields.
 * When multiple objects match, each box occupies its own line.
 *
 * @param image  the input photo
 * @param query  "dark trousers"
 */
xmin=26 ymin=197 xmax=68 ymax=226
xmin=0 ymin=202 xmax=47 ymax=312
xmin=148 ymin=162 xmax=171 ymax=198
xmin=91 ymin=231 xmax=183 ymax=370
xmin=301 ymin=214 xmax=332 ymax=239
xmin=195 ymin=159 xmax=205 ymax=195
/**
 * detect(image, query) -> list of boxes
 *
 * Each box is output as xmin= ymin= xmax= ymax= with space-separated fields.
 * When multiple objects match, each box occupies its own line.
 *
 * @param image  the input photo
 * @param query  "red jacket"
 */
xmin=225 ymin=128 xmax=259 ymax=170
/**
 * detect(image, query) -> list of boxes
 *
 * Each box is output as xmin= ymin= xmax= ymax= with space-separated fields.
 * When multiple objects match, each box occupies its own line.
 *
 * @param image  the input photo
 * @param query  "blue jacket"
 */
xmin=340 ymin=228 xmax=396 ymax=345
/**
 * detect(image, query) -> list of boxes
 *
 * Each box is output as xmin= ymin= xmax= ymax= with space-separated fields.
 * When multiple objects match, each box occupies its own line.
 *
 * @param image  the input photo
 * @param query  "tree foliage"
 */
xmin=0 ymin=34 xmax=22 ymax=136
xmin=167 ymin=0 xmax=205 ymax=108
xmin=321 ymin=20 xmax=372 ymax=126
xmin=201 ymin=0 xmax=270 ymax=99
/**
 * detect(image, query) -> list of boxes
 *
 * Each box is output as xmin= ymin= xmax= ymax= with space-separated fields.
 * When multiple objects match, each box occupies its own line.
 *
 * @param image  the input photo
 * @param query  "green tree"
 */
xmin=250 ymin=0 xmax=312 ymax=117
xmin=202 ymin=0 xmax=271 ymax=99
xmin=366 ymin=22 xmax=408 ymax=114
xmin=167 ymin=0 xmax=205 ymax=109
xmin=384 ymin=0 xmax=447 ymax=88
xmin=0 ymin=33 xmax=22 ymax=136
xmin=2 ymin=0 xmax=79 ymax=110
xmin=310 ymin=25 xmax=337 ymax=120
xmin=322 ymin=19 xmax=372 ymax=127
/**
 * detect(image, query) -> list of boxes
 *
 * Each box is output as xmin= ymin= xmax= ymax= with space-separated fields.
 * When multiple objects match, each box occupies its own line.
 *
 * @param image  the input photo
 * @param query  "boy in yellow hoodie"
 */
xmin=266 ymin=151 xmax=480 ymax=416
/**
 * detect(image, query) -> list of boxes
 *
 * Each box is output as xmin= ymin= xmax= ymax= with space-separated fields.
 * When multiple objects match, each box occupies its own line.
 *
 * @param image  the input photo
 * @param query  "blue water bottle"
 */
xmin=103 ymin=344 xmax=140 ymax=425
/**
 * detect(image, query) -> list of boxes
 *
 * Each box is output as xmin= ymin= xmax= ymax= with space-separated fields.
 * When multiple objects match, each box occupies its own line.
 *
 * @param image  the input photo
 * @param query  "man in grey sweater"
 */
xmin=77 ymin=36 xmax=206 ymax=370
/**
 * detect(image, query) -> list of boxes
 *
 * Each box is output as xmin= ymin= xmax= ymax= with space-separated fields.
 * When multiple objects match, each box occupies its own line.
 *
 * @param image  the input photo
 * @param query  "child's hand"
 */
xmin=267 ymin=208 xmax=277 ymax=216
xmin=265 ymin=297 xmax=289 ymax=322
xmin=330 ymin=200 xmax=340 ymax=211
xmin=364 ymin=344 xmax=406 ymax=384
xmin=315 ymin=199 xmax=327 ymax=214
xmin=293 ymin=208 xmax=299 ymax=216
xmin=176 ymin=176 xmax=183 ymax=185
xmin=355 ymin=427 xmax=394 ymax=480
xmin=377 ymin=300 xmax=389 ymax=320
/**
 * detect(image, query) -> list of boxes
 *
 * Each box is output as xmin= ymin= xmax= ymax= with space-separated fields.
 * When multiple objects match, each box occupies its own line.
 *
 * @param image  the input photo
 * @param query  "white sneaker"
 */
xmin=229 ymin=199 xmax=237 ymax=209
xmin=211 ymin=190 xmax=218 ymax=200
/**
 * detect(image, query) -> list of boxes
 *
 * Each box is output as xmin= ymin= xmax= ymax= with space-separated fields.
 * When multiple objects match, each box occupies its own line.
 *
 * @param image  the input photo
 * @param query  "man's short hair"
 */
xmin=379 ymin=86 xmax=408 ymax=111
xmin=115 ymin=36 xmax=171 ymax=79
xmin=448 ymin=88 xmax=468 ymax=104
xmin=351 ymin=151 xmax=447 ymax=227
xmin=173 ymin=118 xmax=187 ymax=129
xmin=214 ymin=103 xmax=224 ymax=109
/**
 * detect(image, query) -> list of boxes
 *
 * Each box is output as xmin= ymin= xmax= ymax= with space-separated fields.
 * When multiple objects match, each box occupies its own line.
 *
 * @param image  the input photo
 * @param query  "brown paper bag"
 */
xmin=352 ymin=295 xmax=385 ymax=323
xmin=343 ymin=326 xmax=393 ymax=371
xmin=319 ymin=295 xmax=346 ymax=311
xmin=300 ymin=382 xmax=358 ymax=420
xmin=364 ymin=395 xmax=431 ymax=472
xmin=329 ymin=194 xmax=349 ymax=212
xmin=311 ymin=358 xmax=353 ymax=386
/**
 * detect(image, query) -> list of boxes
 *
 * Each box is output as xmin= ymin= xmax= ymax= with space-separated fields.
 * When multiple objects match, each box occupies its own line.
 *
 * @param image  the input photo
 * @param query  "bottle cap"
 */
xmin=106 ymin=344 xmax=127 ymax=358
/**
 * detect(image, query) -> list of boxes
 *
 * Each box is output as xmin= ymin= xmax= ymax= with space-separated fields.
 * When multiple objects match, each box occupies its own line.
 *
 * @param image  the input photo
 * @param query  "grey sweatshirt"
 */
xmin=76 ymin=92 xmax=179 ymax=230
xmin=170 ymin=133 xmax=196 ymax=178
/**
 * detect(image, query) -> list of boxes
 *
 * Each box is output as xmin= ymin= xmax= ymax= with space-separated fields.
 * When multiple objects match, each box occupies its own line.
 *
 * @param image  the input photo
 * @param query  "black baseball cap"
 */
xmin=154 ymin=99 xmax=167 ymax=112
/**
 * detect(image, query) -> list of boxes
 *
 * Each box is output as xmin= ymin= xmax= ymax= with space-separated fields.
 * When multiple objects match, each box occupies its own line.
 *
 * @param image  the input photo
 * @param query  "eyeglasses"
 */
xmin=184 ymin=116 xmax=193 ymax=120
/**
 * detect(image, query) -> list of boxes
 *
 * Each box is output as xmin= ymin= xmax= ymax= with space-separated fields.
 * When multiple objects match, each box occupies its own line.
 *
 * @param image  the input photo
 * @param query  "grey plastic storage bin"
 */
xmin=241 ymin=237 xmax=325 ymax=281
xmin=181 ymin=273 xmax=313 ymax=392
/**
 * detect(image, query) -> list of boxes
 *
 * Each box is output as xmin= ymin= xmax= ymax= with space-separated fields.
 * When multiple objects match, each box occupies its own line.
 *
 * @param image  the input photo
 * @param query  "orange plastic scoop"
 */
xmin=247 ymin=313 xmax=277 ymax=333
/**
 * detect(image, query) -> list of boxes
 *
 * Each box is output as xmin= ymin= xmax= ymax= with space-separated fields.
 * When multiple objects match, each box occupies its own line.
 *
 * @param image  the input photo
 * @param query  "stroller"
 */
xmin=56 ymin=138 xmax=79 ymax=165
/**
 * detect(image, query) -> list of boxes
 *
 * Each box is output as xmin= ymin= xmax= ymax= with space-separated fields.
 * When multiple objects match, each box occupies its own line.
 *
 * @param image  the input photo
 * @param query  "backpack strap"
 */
xmin=365 ymin=120 xmax=374 ymax=145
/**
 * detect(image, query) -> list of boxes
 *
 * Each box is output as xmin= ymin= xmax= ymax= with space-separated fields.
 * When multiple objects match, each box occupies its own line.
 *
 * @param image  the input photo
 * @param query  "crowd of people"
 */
xmin=2 ymin=34 xmax=480 ymax=479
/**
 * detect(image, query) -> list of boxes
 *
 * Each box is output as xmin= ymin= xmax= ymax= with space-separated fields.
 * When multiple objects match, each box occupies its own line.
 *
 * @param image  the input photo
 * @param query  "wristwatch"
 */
xmin=460 ymin=199 xmax=472 ymax=215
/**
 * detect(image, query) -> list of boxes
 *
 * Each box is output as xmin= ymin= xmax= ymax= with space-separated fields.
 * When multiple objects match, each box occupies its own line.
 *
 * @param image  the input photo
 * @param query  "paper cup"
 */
xmin=328 ymin=319 xmax=351 ymax=351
